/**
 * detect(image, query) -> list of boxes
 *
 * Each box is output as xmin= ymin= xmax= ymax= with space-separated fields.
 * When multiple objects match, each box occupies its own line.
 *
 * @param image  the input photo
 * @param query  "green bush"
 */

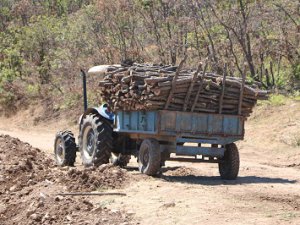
xmin=26 ymin=84 xmax=40 ymax=97
xmin=0 ymin=86 xmax=15 ymax=108
xmin=268 ymin=94 xmax=287 ymax=106
xmin=61 ymin=93 xmax=81 ymax=110
xmin=292 ymin=91 xmax=300 ymax=101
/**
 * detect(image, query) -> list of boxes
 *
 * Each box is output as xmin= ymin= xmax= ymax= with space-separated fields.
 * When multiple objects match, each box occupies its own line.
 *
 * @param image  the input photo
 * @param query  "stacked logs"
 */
xmin=98 ymin=63 xmax=268 ymax=118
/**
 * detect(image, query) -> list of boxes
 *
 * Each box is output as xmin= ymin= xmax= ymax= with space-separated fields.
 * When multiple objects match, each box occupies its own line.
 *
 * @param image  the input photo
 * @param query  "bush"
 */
xmin=61 ymin=93 xmax=81 ymax=110
xmin=268 ymin=94 xmax=287 ymax=106
xmin=257 ymin=94 xmax=287 ymax=106
xmin=0 ymin=88 xmax=15 ymax=109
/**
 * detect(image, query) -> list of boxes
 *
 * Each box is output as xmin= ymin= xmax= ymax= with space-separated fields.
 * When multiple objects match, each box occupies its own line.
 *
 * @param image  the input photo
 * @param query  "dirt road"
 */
xmin=1 ymin=101 xmax=300 ymax=224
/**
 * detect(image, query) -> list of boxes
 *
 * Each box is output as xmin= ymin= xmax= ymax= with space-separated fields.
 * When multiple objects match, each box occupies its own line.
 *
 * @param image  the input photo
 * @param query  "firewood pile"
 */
xmin=99 ymin=61 xmax=268 ymax=118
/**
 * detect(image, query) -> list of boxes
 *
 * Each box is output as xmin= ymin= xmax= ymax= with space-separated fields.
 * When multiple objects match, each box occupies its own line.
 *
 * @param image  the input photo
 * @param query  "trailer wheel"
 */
xmin=218 ymin=143 xmax=239 ymax=180
xmin=54 ymin=131 xmax=76 ymax=166
xmin=79 ymin=114 xmax=113 ymax=167
xmin=111 ymin=153 xmax=131 ymax=167
xmin=138 ymin=139 xmax=161 ymax=176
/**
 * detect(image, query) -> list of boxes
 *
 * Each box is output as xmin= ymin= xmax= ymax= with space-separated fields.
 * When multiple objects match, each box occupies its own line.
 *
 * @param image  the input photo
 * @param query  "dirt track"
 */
xmin=0 ymin=101 xmax=300 ymax=224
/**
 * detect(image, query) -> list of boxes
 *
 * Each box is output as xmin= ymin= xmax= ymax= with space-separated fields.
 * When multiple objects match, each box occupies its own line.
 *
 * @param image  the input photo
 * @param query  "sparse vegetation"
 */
xmin=268 ymin=94 xmax=288 ymax=106
xmin=293 ymin=135 xmax=300 ymax=147
xmin=257 ymin=93 xmax=300 ymax=107
xmin=0 ymin=0 xmax=299 ymax=115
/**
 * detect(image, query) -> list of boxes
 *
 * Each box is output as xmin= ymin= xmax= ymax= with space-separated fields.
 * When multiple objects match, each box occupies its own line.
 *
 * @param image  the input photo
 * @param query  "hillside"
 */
xmin=1 ymin=0 xmax=299 ymax=116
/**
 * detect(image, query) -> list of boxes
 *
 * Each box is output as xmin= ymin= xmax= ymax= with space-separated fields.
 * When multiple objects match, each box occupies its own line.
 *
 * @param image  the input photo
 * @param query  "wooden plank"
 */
xmin=164 ymin=55 xmax=187 ymax=109
xmin=218 ymin=64 xmax=227 ymax=114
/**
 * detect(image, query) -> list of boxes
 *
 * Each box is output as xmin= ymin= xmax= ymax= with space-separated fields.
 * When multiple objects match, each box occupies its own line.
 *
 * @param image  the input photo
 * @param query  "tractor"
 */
xmin=54 ymin=65 xmax=242 ymax=179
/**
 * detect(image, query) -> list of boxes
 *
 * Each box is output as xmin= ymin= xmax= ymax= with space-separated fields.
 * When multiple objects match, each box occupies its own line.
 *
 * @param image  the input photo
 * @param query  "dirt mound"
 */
xmin=259 ymin=194 xmax=300 ymax=211
xmin=0 ymin=135 xmax=133 ymax=225
xmin=65 ymin=165 xmax=127 ymax=192
xmin=0 ymin=135 xmax=128 ymax=193
xmin=2 ymin=191 xmax=133 ymax=225
xmin=0 ymin=135 xmax=54 ymax=193
xmin=164 ymin=166 xmax=198 ymax=176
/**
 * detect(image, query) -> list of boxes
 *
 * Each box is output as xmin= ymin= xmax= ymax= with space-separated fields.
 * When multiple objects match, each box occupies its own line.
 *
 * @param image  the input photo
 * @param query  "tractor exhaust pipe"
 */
xmin=80 ymin=69 xmax=88 ymax=111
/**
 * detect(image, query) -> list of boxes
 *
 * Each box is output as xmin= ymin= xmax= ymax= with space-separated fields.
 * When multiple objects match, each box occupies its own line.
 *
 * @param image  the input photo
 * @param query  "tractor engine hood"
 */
xmin=87 ymin=64 xmax=121 ymax=78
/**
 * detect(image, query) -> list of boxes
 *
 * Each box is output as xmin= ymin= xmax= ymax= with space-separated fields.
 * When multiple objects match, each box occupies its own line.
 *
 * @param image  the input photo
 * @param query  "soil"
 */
xmin=0 ymin=99 xmax=300 ymax=224
xmin=0 ymin=135 xmax=133 ymax=225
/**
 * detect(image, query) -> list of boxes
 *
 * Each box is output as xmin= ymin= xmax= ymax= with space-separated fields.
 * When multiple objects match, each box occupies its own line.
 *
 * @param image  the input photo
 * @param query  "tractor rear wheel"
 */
xmin=79 ymin=114 xmax=113 ymax=167
xmin=54 ymin=131 xmax=76 ymax=166
xmin=218 ymin=143 xmax=239 ymax=180
xmin=138 ymin=138 xmax=161 ymax=176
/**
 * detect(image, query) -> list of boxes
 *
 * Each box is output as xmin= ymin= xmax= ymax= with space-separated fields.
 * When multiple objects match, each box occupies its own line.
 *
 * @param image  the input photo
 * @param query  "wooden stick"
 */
xmin=183 ymin=62 xmax=203 ymax=111
xmin=164 ymin=55 xmax=187 ymax=109
xmin=57 ymin=192 xmax=127 ymax=196
xmin=191 ymin=61 xmax=208 ymax=112
xmin=238 ymin=65 xmax=246 ymax=115
xmin=219 ymin=64 xmax=227 ymax=114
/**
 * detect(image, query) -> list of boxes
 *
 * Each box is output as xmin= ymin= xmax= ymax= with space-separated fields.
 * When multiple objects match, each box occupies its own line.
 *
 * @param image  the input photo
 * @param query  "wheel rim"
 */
xmin=140 ymin=145 xmax=150 ymax=171
xmin=55 ymin=138 xmax=65 ymax=164
xmin=83 ymin=125 xmax=95 ymax=160
xmin=142 ymin=149 xmax=149 ymax=166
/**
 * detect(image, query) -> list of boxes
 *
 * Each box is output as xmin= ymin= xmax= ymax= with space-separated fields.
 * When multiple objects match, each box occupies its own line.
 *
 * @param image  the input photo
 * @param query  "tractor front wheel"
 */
xmin=54 ymin=131 xmax=77 ymax=166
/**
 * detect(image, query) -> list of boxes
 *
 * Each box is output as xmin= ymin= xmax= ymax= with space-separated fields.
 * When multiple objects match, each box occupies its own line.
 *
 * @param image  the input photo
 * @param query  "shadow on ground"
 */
xmin=159 ymin=174 xmax=297 ymax=185
xmin=125 ymin=166 xmax=297 ymax=185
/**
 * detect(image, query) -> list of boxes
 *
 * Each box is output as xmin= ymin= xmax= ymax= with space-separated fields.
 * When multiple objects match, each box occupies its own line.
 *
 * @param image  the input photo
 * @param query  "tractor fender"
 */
xmin=78 ymin=104 xmax=114 ymax=127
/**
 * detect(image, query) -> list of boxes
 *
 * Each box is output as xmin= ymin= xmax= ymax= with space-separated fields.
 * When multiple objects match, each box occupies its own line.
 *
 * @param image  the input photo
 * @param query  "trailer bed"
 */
xmin=115 ymin=110 xmax=244 ymax=140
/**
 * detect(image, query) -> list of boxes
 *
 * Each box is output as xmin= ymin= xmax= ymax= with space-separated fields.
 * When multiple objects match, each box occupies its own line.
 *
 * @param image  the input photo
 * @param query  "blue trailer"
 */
xmin=113 ymin=110 xmax=243 ymax=179
xmin=54 ymin=104 xmax=243 ymax=179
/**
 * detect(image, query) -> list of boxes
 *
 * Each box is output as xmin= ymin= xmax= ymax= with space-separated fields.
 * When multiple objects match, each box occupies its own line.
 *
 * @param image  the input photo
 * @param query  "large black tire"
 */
xmin=218 ymin=143 xmax=240 ymax=180
xmin=54 ymin=130 xmax=76 ymax=166
xmin=138 ymin=139 xmax=161 ymax=176
xmin=111 ymin=153 xmax=131 ymax=167
xmin=79 ymin=114 xmax=113 ymax=167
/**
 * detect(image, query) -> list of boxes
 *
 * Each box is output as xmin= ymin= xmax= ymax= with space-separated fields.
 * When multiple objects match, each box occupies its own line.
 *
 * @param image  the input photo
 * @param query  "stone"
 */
xmin=55 ymin=195 xmax=64 ymax=202
xmin=30 ymin=213 xmax=42 ymax=221
xmin=111 ymin=209 xmax=120 ymax=214
xmin=161 ymin=202 xmax=176 ymax=208
xmin=9 ymin=185 xmax=17 ymax=192
xmin=26 ymin=209 xmax=35 ymax=218
xmin=66 ymin=215 xmax=72 ymax=221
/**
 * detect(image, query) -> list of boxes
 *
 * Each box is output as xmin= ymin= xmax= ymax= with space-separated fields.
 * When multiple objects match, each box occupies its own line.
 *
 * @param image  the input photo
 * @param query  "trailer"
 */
xmin=114 ymin=110 xmax=243 ymax=179
xmin=54 ymin=105 xmax=243 ymax=180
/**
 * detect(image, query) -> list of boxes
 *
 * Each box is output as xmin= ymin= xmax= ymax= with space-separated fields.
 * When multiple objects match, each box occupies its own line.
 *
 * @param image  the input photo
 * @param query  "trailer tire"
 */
xmin=111 ymin=153 xmax=131 ymax=167
xmin=54 ymin=131 xmax=76 ymax=166
xmin=79 ymin=114 xmax=113 ymax=167
xmin=218 ymin=143 xmax=239 ymax=180
xmin=138 ymin=139 xmax=161 ymax=176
